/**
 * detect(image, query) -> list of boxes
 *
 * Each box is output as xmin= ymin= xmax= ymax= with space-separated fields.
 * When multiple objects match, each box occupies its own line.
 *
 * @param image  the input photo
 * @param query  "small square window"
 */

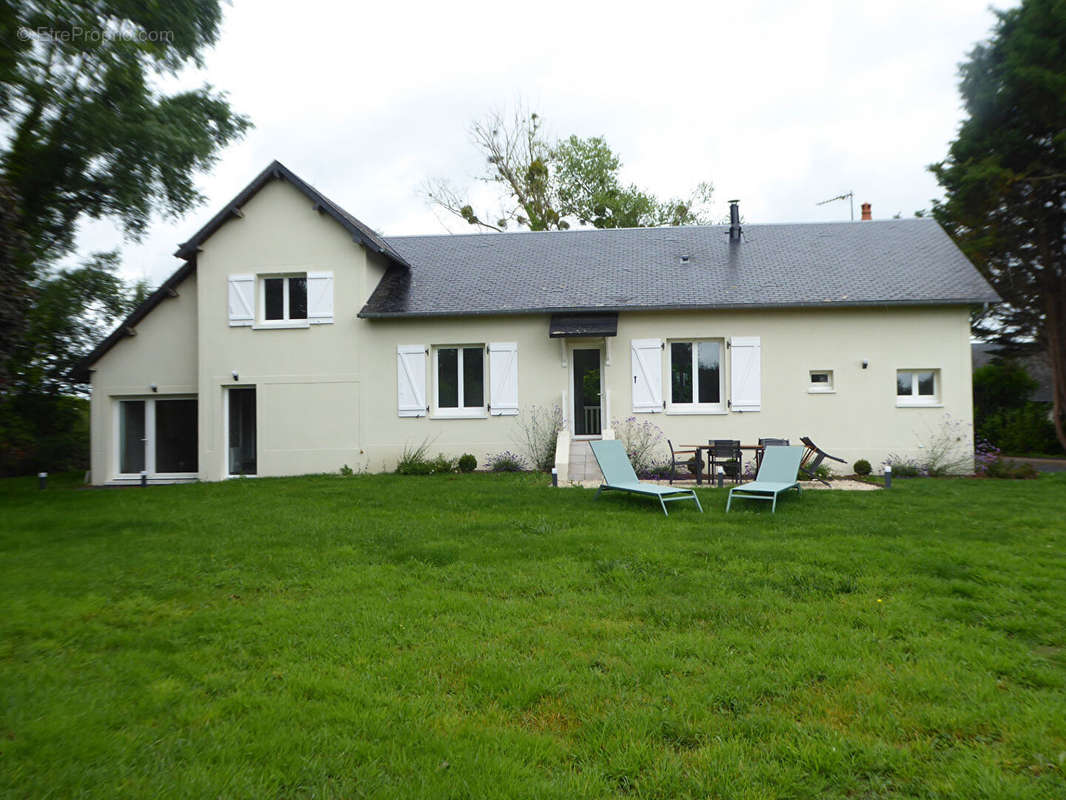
xmin=897 ymin=369 xmax=939 ymax=405
xmin=809 ymin=370 xmax=834 ymax=392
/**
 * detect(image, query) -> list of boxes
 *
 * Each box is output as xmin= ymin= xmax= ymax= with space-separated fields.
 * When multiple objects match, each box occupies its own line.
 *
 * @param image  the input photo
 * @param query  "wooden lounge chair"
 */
xmin=799 ymin=436 xmax=847 ymax=485
xmin=590 ymin=440 xmax=703 ymax=516
xmin=725 ymin=446 xmax=804 ymax=513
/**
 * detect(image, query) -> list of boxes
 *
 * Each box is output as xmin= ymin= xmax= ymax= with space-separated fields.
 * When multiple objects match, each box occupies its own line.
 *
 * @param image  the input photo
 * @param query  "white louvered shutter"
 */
xmin=397 ymin=345 xmax=427 ymax=417
xmin=730 ymin=336 xmax=762 ymax=412
xmin=307 ymin=272 xmax=334 ymax=324
xmin=228 ymin=274 xmax=254 ymax=326
xmin=488 ymin=342 xmax=518 ymax=415
xmin=631 ymin=338 xmax=663 ymax=413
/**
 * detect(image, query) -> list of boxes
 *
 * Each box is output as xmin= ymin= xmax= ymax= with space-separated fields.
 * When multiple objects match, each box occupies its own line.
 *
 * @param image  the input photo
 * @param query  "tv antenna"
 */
xmin=817 ymin=191 xmax=854 ymax=221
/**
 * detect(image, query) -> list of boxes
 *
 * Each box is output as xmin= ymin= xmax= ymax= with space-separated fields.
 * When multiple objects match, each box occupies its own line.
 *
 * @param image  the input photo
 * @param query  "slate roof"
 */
xmin=70 ymin=161 xmax=999 ymax=381
xmin=361 ymin=219 xmax=998 ymax=317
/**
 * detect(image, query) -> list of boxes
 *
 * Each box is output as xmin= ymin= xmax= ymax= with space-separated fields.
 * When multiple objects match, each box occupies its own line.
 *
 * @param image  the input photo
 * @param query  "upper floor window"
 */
xmin=228 ymin=271 xmax=333 ymax=328
xmin=897 ymin=369 xmax=939 ymax=406
xmin=668 ymin=340 xmax=724 ymax=412
xmin=434 ymin=345 xmax=485 ymax=416
xmin=262 ymin=275 xmax=307 ymax=323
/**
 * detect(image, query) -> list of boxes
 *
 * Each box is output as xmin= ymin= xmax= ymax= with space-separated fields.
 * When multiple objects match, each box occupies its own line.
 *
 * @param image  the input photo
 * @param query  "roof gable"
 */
xmin=174 ymin=160 xmax=410 ymax=268
xmin=72 ymin=161 xmax=408 ymax=381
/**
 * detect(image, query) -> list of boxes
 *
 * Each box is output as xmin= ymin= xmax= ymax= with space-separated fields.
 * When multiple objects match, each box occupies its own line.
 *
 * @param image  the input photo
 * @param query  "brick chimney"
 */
xmin=861 ymin=202 xmax=872 ymax=221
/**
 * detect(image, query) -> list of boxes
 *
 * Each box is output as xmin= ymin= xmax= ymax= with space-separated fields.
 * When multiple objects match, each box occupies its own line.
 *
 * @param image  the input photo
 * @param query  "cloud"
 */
xmin=68 ymin=0 xmax=1008 ymax=286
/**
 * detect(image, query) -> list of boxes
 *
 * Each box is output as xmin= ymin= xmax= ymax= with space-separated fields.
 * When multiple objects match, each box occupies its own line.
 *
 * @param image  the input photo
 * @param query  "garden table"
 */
xmin=682 ymin=444 xmax=764 ymax=485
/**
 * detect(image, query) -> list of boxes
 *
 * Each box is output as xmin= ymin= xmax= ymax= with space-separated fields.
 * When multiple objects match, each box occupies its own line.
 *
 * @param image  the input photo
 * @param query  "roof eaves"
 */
xmin=358 ymin=296 xmax=998 ymax=319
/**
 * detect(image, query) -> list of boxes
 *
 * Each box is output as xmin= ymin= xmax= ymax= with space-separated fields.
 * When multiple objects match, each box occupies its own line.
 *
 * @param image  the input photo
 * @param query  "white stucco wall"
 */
xmin=358 ymin=305 xmax=974 ymax=473
xmin=194 ymin=178 xmax=371 ymax=481
xmin=88 ymin=274 xmax=199 ymax=483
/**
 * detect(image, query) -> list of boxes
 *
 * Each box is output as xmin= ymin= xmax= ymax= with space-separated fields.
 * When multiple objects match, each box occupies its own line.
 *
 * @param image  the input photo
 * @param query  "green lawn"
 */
xmin=1 ymin=472 xmax=1065 ymax=799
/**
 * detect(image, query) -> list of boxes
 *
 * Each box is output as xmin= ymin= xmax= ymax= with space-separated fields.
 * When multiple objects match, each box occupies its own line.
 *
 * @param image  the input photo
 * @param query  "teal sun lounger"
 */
xmin=725 ymin=445 xmax=804 ymax=513
xmin=589 ymin=439 xmax=703 ymax=516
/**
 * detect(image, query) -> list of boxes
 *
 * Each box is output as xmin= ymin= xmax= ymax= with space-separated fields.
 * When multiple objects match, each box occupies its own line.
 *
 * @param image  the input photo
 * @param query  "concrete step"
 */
xmin=568 ymin=439 xmax=604 ymax=483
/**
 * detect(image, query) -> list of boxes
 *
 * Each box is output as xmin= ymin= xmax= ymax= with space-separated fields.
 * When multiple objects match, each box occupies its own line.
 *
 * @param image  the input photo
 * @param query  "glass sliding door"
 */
xmin=155 ymin=398 xmax=198 ymax=474
xmin=228 ymin=388 xmax=257 ymax=476
xmin=117 ymin=397 xmax=198 ymax=479
xmin=119 ymin=400 xmax=146 ymax=474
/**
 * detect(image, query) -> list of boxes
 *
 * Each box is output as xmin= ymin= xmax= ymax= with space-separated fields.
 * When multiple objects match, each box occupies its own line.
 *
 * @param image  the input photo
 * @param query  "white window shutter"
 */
xmin=228 ymin=274 xmax=254 ymax=326
xmin=397 ymin=345 xmax=427 ymax=417
xmin=307 ymin=271 xmax=334 ymax=324
xmin=631 ymin=338 xmax=663 ymax=413
xmin=730 ymin=336 xmax=762 ymax=412
xmin=488 ymin=342 xmax=518 ymax=415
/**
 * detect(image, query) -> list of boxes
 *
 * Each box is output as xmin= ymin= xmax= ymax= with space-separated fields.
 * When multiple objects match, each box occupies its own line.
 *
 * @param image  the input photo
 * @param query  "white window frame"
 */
xmin=896 ymin=369 xmax=941 ymax=407
xmin=666 ymin=339 xmax=726 ymax=415
xmin=224 ymin=385 xmax=258 ymax=478
xmin=432 ymin=344 xmax=487 ymax=419
xmin=113 ymin=395 xmax=198 ymax=481
xmin=808 ymin=370 xmax=835 ymax=394
xmin=257 ymin=272 xmax=310 ymax=329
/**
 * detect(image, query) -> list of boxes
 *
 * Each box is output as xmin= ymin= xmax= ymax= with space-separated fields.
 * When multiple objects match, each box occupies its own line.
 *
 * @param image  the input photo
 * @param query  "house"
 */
xmin=73 ymin=161 xmax=999 ymax=484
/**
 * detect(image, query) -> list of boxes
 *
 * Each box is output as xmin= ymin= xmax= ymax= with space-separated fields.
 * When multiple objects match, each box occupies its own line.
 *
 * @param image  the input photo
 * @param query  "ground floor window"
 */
xmin=117 ymin=397 xmax=198 ymax=477
xmin=897 ymin=369 xmax=939 ymax=405
xmin=227 ymin=387 xmax=257 ymax=476
xmin=809 ymin=370 xmax=834 ymax=393
xmin=668 ymin=340 xmax=723 ymax=411
xmin=434 ymin=345 xmax=484 ymax=415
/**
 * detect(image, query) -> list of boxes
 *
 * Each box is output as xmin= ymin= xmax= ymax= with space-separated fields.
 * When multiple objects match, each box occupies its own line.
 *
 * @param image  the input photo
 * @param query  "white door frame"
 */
xmin=112 ymin=395 xmax=198 ymax=481
xmin=568 ymin=342 xmax=605 ymax=439
xmin=223 ymin=385 xmax=258 ymax=477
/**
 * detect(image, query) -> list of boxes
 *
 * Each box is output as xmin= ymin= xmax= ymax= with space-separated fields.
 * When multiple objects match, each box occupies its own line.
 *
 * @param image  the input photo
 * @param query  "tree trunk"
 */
xmin=1046 ymin=286 xmax=1066 ymax=451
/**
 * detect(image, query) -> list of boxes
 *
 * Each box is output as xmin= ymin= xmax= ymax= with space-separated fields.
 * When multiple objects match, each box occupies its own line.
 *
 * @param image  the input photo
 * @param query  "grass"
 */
xmin=1 ymin=472 xmax=1065 ymax=799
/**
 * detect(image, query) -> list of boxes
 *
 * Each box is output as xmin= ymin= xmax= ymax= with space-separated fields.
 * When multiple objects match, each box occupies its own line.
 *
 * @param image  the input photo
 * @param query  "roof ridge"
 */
xmin=383 ymin=217 xmax=937 ymax=241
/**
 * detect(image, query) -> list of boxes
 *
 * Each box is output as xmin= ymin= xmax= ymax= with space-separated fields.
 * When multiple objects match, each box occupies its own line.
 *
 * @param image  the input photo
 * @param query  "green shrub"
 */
xmin=984 ymin=458 xmax=1039 ymax=479
xmin=887 ymin=458 xmax=921 ymax=478
xmin=0 ymin=394 xmax=90 ymax=477
xmin=853 ymin=459 xmax=872 ymax=476
xmin=487 ymin=451 xmax=527 ymax=472
xmin=396 ymin=440 xmax=434 ymax=475
xmin=979 ymin=403 xmax=1060 ymax=455
xmin=458 ymin=454 xmax=477 ymax=473
xmin=513 ymin=405 xmax=564 ymax=471
xmin=812 ymin=464 xmax=834 ymax=481
xmin=339 ymin=464 xmax=354 ymax=476
xmin=429 ymin=453 xmax=455 ymax=474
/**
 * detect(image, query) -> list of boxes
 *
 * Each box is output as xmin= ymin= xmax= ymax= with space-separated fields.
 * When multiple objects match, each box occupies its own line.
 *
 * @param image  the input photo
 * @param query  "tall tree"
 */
xmin=0 ymin=1 xmax=249 ymax=472
xmin=1 ymin=0 xmax=252 ymax=265
xmin=426 ymin=109 xmax=713 ymax=232
xmin=0 ymin=177 xmax=31 ymax=389
xmin=931 ymin=0 xmax=1066 ymax=449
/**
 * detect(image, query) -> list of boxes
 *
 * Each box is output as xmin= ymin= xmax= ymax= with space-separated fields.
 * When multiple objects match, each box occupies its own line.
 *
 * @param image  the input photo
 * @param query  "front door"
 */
xmin=572 ymin=348 xmax=602 ymax=437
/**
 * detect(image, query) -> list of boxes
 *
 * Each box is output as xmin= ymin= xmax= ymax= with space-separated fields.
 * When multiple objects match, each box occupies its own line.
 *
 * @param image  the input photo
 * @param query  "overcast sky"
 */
xmin=73 ymin=0 xmax=1010 ymax=287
